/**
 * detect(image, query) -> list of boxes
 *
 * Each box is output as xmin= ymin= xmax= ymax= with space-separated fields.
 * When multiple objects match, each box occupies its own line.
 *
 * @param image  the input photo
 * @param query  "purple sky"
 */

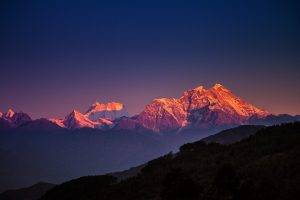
xmin=0 ymin=0 xmax=299 ymax=118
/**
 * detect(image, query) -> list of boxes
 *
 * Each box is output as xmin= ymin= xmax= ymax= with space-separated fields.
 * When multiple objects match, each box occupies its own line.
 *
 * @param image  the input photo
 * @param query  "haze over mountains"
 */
xmin=1 ymin=123 xmax=299 ymax=200
xmin=40 ymin=122 xmax=300 ymax=200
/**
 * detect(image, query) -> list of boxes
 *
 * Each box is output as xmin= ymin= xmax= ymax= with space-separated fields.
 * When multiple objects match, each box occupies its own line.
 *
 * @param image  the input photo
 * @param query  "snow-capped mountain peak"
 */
xmin=49 ymin=118 xmax=65 ymax=128
xmin=69 ymin=110 xmax=82 ymax=117
xmin=49 ymin=101 xmax=128 ymax=130
xmin=193 ymin=85 xmax=206 ymax=92
xmin=212 ymin=83 xmax=226 ymax=89
xmin=49 ymin=105 xmax=119 ymax=130
xmin=0 ymin=108 xmax=32 ymax=127
xmin=5 ymin=108 xmax=15 ymax=119
xmin=132 ymin=83 xmax=269 ymax=132
xmin=136 ymin=97 xmax=187 ymax=132
xmin=88 ymin=102 xmax=124 ymax=111
xmin=85 ymin=101 xmax=129 ymax=121
xmin=1 ymin=84 xmax=273 ymax=133
xmin=179 ymin=83 xmax=268 ymax=116
xmin=63 ymin=110 xmax=95 ymax=129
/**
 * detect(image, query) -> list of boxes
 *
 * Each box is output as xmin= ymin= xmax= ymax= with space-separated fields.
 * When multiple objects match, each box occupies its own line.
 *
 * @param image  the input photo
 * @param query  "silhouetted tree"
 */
xmin=161 ymin=168 xmax=202 ymax=200
xmin=206 ymin=163 xmax=239 ymax=200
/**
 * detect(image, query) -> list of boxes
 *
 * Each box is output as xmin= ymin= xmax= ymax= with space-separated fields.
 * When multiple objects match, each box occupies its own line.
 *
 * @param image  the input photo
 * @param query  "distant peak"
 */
xmin=92 ymin=102 xmax=100 ymax=106
xmin=193 ymin=85 xmax=205 ymax=91
xmin=85 ymin=101 xmax=128 ymax=121
xmin=5 ymin=108 xmax=15 ymax=118
xmin=69 ymin=110 xmax=83 ymax=116
xmin=152 ymin=98 xmax=177 ymax=104
xmin=213 ymin=83 xmax=224 ymax=88
xmin=7 ymin=108 xmax=15 ymax=113
xmin=211 ymin=83 xmax=229 ymax=91
xmin=187 ymin=83 xmax=227 ymax=92
xmin=88 ymin=101 xmax=124 ymax=112
xmin=153 ymin=97 xmax=172 ymax=101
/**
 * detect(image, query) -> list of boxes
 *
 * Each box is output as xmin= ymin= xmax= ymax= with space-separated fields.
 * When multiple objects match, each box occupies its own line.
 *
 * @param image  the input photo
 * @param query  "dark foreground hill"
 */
xmin=41 ymin=122 xmax=300 ymax=200
xmin=202 ymin=125 xmax=265 ymax=144
xmin=0 ymin=182 xmax=55 ymax=200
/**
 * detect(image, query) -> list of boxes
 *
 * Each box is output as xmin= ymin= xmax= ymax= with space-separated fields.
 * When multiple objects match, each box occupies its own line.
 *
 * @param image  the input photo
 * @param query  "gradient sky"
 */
xmin=0 ymin=0 xmax=299 ymax=119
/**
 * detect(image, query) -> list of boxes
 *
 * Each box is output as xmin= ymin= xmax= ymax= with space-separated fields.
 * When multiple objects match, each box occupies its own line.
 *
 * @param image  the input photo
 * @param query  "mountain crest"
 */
xmin=64 ymin=110 xmax=94 ymax=129
xmin=85 ymin=101 xmax=128 ymax=121
xmin=134 ymin=83 xmax=269 ymax=132
xmin=5 ymin=108 xmax=15 ymax=119
xmin=193 ymin=85 xmax=205 ymax=92
xmin=49 ymin=101 xmax=128 ymax=129
xmin=87 ymin=102 xmax=124 ymax=112
xmin=0 ymin=108 xmax=32 ymax=127
xmin=68 ymin=110 xmax=82 ymax=117
xmin=1 ymin=84 xmax=273 ymax=132
xmin=212 ymin=83 xmax=226 ymax=89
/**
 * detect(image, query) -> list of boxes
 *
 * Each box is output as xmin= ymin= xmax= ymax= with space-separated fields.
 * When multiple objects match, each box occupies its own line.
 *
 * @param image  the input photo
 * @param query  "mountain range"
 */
xmin=1 ymin=83 xmax=299 ymax=194
xmin=1 ymin=83 xmax=299 ymax=133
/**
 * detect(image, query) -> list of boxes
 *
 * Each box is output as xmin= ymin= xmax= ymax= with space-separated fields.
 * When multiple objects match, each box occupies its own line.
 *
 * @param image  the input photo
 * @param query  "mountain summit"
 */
xmin=180 ymin=83 xmax=268 ymax=117
xmin=4 ymin=108 xmax=15 ymax=119
xmin=118 ymin=83 xmax=269 ymax=132
xmin=50 ymin=102 xmax=127 ymax=129
xmin=0 ymin=108 xmax=32 ymax=128
xmin=85 ymin=102 xmax=129 ymax=121
xmin=63 ymin=110 xmax=95 ymax=129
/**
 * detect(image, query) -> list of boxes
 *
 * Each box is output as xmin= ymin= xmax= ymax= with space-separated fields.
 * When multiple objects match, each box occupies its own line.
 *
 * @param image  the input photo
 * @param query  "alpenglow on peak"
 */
xmin=85 ymin=102 xmax=129 ymax=121
xmin=126 ymin=83 xmax=269 ymax=132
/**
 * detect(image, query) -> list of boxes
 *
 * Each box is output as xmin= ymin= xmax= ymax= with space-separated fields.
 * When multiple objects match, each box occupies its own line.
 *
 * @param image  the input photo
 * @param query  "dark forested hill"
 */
xmin=41 ymin=122 xmax=300 ymax=200
xmin=0 ymin=182 xmax=55 ymax=200
xmin=202 ymin=125 xmax=265 ymax=144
